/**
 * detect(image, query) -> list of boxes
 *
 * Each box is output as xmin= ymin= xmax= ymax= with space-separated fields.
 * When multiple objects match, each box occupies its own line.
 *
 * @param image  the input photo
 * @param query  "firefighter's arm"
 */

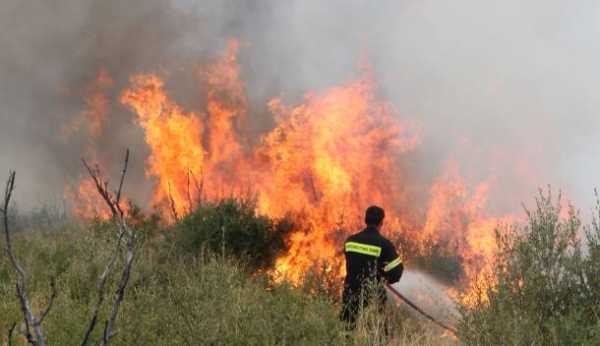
xmin=381 ymin=240 xmax=403 ymax=284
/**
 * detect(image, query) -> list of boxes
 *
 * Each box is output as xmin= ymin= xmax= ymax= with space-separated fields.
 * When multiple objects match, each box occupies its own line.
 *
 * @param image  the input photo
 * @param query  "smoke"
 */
xmin=1 ymin=0 xmax=599 ymax=213
xmin=389 ymin=270 xmax=458 ymax=328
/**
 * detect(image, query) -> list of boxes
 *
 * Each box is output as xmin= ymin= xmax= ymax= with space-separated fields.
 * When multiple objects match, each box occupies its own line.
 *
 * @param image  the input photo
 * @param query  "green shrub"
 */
xmin=1 ymin=205 xmax=449 ymax=346
xmin=458 ymin=190 xmax=600 ymax=345
xmin=173 ymin=198 xmax=292 ymax=270
xmin=0 ymin=226 xmax=348 ymax=345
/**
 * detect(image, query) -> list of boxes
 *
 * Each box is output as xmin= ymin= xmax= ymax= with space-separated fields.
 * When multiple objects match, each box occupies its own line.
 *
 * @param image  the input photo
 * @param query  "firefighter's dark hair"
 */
xmin=365 ymin=206 xmax=385 ymax=226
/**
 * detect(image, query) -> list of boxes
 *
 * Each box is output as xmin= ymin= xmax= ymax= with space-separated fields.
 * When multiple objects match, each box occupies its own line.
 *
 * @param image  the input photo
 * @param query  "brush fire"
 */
xmin=62 ymin=39 xmax=516 ymax=309
xmin=6 ymin=2 xmax=600 ymax=344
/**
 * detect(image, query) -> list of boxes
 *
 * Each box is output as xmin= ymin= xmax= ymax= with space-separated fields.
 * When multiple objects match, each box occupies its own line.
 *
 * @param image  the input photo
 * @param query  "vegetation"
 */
xmin=10 ymin=183 xmax=600 ymax=345
xmin=458 ymin=190 xmax=600 ymax=345
xmin=412 ymin=243 xmax=463 ymax=285
xmin=173 ymin=199 xmax=292 ymax=270
xmin=1 ymin=200 xmax=445 ymax=346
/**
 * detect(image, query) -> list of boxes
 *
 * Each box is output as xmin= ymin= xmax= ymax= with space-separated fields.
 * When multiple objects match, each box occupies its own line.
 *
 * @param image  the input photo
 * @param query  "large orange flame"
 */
xmin=121 ymin=74 xmax=206 ymax=217
xmin=69 ymin=40 xmax=515 ymax=298
xmin=256 ymin=70 xmax=419 ymax=281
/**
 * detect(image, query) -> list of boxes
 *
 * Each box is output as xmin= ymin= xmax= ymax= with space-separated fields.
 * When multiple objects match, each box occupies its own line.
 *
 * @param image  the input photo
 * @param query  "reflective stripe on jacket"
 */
xmin=343 ymin=226 xmax=403 ymax=291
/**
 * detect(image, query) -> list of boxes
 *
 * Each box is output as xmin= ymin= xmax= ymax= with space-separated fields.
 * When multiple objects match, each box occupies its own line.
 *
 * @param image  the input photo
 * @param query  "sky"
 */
xmin=1 ymin=0 xmax=599 ymax=215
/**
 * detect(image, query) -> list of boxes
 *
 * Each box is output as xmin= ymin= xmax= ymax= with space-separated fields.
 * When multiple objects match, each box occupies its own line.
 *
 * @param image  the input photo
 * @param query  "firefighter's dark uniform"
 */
xmin=340 ymin=225 xmax=403 ymax=327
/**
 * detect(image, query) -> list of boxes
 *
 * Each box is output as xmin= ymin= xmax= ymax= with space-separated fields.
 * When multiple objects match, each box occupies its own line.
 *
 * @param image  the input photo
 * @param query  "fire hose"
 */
xmin=384 ymin=283 xmax=458 ymax=336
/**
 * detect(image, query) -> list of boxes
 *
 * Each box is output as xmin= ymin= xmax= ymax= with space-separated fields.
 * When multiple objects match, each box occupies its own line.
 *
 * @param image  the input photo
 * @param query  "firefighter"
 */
xmin=340 ymin=205 xmax=403 ymax=329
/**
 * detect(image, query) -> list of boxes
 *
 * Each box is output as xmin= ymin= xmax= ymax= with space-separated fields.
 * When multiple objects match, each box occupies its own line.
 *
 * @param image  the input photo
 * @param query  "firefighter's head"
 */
xmin=365 ymin=205 xmax=385 ymax=229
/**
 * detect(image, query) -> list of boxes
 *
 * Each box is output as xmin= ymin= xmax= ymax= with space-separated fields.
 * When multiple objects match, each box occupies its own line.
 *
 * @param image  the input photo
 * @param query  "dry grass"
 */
xmin=0 ymin=218 xmax=454 ymax=346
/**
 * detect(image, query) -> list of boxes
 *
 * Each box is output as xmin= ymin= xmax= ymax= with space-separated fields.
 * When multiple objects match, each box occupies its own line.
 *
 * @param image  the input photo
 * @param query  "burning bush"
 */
xmin=457 ymin=190 xmax=600 ymax=345
xmin=61 ymin=40 xmax=517 ymax=297
xmin=411 ymin=243 xmax=464 ymax=285
xmin=173 ymin=199 xmax=292 ymax=270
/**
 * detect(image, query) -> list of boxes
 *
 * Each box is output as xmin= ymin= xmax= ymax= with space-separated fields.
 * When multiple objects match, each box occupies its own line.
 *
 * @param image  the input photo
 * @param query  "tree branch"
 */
xmin=8 ymin=322 xmax=17 ymax=346
xmin=167 ymin=182 xmax=179 ymax=222
xmin=3 ymin=172 xmax=25 ymax=280
xmin=190 ymin=170 xmax=204 ymax=207
xmin=80 ymin=231 xmax=124 ymax=346
xmin=81 ymin=160 xmax=119 ymax=218
xmin=100 ymin=234 xmax=134 ymax=346
xmin=115 ymin=149 xmax=129 ymax=211
xmin=38 ymin=278 xmax=57 ymax=324
xmin=3 ymin=171 xmax=53 ymax=346
xmin=80 ymin=149 xmax=136 ymax=346
xmin=186 ymin=169 xmax=193 ymax=214
xmin=16 ymin=283 xmax=36 ymax=345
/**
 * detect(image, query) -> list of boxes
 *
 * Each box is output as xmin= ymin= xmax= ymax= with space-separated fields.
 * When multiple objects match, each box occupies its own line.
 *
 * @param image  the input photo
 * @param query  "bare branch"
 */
xmin=101 ymin=235 xmax=134 ymax=346
xmin=80 ymin=149 xmax=136 ymax=346
xmin=80 ymin=231 xmax=124 ymax=346
xmin=3 ymin=171 xmax=25 ymax=279
xmin=82 ymin=159 xmax=119 ymax=218
xmin=115 ymin=149 xmax=130 ymax=210
xmin=190 ymin=170 xmax=204 ymax=207
xmin=16 ymin=283 xmax=35 ymax=345
xmin=167 ymin=182 xmax=179 ymax=222
xmin=3 ymin=171 xmax=51 ymax=346
xmin=8 ymin=322 xmax=17 ymax=346
xmin=38 ymin=279 xmax=57 ymax=324
xmin=186 ymin=169 xmax=193 ymax=214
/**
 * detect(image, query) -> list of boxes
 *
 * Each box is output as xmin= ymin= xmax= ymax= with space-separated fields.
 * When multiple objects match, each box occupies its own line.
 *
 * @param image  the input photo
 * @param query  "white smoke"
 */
xmin=389 ymin=270 xmax=458 ymax=328
xmin=1 ymin=0 xmax=599 ymax=215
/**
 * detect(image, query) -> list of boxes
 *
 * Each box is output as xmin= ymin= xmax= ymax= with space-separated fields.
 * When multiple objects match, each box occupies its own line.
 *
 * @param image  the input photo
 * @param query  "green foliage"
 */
xmin=0 ymin=227 xmax=347 ymax=345
xmin=0 ymin=201 xmax=447 ymax=346
xmin=458 ymin=190 xmax=600 ymax=345
xmin=174 ymin=198 xmax=292 ymax=270
xmin=148 ymin=256 xmax=347 ymax=345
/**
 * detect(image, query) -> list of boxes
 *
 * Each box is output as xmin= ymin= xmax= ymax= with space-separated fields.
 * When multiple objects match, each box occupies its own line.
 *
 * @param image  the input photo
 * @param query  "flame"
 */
xmin=64 ymin=178 xmax=112 ymax=219
xmin=421 ymin=165 xmax=513 ymax=304
xmin=68 ymin=41 xmax=520 ymax=299
xmin=257 ymin=70 xmax=419 ymax=281
xmin=63 ymin=69 xmax=114 ymax=139
xmin=63 ymin=69 xmax=119 ymax=219
xmin=120 ymin=40 xmax=250 ymax=217
xmin=199 ymin=39 xmax=249 ymax=197
xmin=121 ymin=74 xmax=206 ymax=217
